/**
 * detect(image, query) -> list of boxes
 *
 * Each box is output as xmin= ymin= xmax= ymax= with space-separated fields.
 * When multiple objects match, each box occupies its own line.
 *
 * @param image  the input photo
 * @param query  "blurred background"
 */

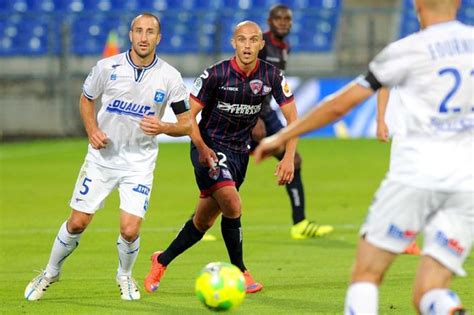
xmin=1 ymin=0 xmax=473 ymax=140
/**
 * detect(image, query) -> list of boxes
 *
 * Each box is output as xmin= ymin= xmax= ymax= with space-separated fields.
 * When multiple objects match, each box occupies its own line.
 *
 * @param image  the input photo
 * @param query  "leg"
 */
xmin=414 ymin=256 xmax=463 ymax=314
xmin=344 ymin=237 xmax=397 ymax=315
xmin=25 ymin=209 xmax=93 ymax=301
xmin=46 ymin=209 xmax=93 ymax=277
xmin=144 ymin=197 xmax=219 ymax=293
xmin=116 ymin=210 xmax=142 ymax=277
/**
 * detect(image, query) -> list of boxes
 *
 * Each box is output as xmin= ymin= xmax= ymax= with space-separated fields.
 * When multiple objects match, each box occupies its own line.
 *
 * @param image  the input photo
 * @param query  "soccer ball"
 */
xmin=195 ymin=262 xmax=246 ymax=311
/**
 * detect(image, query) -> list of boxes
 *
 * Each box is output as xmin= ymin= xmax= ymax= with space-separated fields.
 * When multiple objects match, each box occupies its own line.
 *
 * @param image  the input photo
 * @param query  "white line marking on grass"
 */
xmin=0 ymin=224 xmax=359 ymax=235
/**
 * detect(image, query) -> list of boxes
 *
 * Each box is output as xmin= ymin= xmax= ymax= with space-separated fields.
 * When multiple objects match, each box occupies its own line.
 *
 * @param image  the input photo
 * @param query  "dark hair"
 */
xmin=130 ymin=13 xmax=161 ymax=34
xmin=269 ymin=4 xmax=292 ymax=18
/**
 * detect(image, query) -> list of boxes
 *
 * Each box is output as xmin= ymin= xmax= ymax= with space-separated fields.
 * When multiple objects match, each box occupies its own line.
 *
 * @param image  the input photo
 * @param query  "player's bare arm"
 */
xmin=275 ymin=100 xmax=298 ymax=185
xmin=189 ymin=97 xmax=218 ymax=168
xmin=79 ymin=93 xmax=108 ymax=150
xmin=254 ymin=83 xmax=374 ymax=163
xmin=139 ymin=111 xmax=191 ymax=137
xmin=376 ymin=87 xmax=390 ymax=142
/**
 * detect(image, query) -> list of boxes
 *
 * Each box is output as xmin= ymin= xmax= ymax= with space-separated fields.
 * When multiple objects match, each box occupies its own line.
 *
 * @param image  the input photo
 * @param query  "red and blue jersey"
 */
xmin=190 ymin=56 xmax=294 ymax=153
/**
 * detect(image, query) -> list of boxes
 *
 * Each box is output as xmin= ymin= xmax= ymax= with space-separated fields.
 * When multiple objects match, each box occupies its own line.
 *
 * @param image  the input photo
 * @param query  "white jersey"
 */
xmin=367 ymin=21 xmax=474 ymax=192
xmin=82 ymin=51 xmax=188 ymax=172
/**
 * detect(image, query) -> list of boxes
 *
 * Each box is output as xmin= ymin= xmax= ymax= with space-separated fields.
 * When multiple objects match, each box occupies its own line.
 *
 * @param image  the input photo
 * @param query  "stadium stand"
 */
xmin=0 ymin=0 xmax=342 ymax=56
xmin=399 ymin=0 xmax=474 ymax=37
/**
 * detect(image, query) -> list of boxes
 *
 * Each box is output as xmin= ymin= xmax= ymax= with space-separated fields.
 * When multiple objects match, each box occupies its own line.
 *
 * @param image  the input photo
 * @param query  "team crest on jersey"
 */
xmin=250 ymin=79 xmax=263 ymax=95
xmin=208 ymin=167 xmax=221 ymax=180
xmin=110 ymin=74 xmax=117 ymax=81
xmin=154 ymin=90 xmax=166 ymax=104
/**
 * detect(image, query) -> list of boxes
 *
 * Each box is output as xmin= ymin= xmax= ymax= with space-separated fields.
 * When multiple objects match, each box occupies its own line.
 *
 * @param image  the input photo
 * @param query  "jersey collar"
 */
xmin=126 ymin=49 xmax=158 ymax=70
xmin=265 ymin=31 xmax=288 ymax=50
xmin=230 ymin=56 xmax=260 ymax=78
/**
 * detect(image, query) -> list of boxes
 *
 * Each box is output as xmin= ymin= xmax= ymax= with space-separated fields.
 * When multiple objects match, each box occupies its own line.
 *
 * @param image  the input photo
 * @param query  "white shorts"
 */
xmin=69 ymin=161 xmax=153 ymax=218
xmin=360 ymin=179 xmax=473 ymax=276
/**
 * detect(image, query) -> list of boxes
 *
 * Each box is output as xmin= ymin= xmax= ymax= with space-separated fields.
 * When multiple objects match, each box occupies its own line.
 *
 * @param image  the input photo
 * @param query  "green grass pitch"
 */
xmin=1 ymin=138 xmax=472 ymax=314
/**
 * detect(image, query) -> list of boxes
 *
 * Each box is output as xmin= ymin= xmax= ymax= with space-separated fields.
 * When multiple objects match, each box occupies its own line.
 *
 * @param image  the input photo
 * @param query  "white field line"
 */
xmin=0 ymin=224 xmax=359 ymax=235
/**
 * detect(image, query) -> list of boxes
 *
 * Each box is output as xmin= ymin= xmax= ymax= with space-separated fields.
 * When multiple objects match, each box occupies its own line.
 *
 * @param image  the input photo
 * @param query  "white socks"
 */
xmin=419 ymin=289 xmax=462 ymax=315
xmin=344 ymin=282 xmax=378 ymax=315
xmin=116 ymin=234 xmax=140 ymax=277
xmin=45 ymin=221 xmax=81 ymax=278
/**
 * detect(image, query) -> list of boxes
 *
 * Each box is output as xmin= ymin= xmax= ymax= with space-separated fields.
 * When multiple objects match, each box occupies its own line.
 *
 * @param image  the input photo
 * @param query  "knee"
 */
xmin=193 ymin=216 xmax=214 ymax=232
xmin=294 ymin=152 xmax=302 ymax=169
xmin=67 ymin=216 xmax=89 ymax=234
xmin=220 ymin=195 xmax=241 ymax=218
xmin=350 ymin=265 xmax=385 ymax=286
xmin=120 ymin=225 xmax=140 ymax=242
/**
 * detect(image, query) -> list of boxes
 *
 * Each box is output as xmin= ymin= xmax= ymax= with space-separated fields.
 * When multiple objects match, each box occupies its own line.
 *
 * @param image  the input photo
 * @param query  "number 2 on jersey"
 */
xmin=438 ymin=67 xmax=474 ymax=113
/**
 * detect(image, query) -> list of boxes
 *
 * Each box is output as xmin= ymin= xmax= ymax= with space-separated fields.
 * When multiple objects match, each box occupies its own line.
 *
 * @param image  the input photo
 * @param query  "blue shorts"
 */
xmin=191 ymin=143 xmax=249 ymax=198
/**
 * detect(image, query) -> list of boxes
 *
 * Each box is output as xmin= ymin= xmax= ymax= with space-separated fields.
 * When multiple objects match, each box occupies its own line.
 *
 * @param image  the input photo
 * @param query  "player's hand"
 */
xmin=275 ymin=157 xmax=294 ymax=185
xmin=254 ymin=135 xmax=285 ymax=164
xmin=376 ymin=120 xmax=389 ymax=143
xmin=198 ymin=146 xmax=218 ymax=169
xmin=89 ymin=128 xmax=108 ymax=150
xmin=140 ymin=115 xmax=166 ymax=135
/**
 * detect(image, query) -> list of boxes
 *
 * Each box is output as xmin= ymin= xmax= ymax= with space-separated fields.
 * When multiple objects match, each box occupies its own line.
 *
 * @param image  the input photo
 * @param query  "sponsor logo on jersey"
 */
xmin=216 ymin=101 xmax=261 ymax=115
xmin=435 ymin=230 xmax=464 ymax=257
xmin=132 ymin=184 xmax=150 ymax=196
xmin=154 ymin=90 xmax=166 ymax=104
xmin=219 ymin=86 xmax=239 ymax=91
xmin=106 ymin=99 xmax=155 ymax=118
xmin=387 ymin=224 xmax=416 ymax=242
xmin=281 ymin=77 xmax=292 ymax=97
xmin=191 ymin=77 xmax=203 ymax=96
xmin=250 ymin=79 xmax=263 ymax=94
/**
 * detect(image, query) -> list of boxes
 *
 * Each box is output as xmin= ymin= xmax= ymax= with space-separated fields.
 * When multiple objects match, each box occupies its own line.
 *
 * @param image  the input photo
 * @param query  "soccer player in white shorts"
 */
xmin=24 ymin=13 xmax=192 ymax=301
xmin=254 ymin=0 xmax=473 ymax=314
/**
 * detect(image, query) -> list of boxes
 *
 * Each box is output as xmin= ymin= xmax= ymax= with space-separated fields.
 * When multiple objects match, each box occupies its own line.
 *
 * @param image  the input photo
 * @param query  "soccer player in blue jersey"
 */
xmin=144 ymin=21 xmax=299 ymax=294
xmin=255 ymin=0 xmax=473 ymax=313
xmin=253 ymin=4 xmax=333 ymax=239
xmin=24 ymin=13 xmax=192 ymax=301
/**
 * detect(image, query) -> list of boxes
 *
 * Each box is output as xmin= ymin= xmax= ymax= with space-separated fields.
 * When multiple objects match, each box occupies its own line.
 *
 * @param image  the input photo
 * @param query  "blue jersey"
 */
xmin=190 ymin=57 xmax=294 ymax=153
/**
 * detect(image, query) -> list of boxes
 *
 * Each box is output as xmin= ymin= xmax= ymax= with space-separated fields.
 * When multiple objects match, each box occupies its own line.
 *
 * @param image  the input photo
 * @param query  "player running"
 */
xmin=144 ymin=20 xmax=299 ymax=294
xmin=255 ymin=0 xmax=473 ymax=313
xmin=24 ymin=13 xmax=191 ymax=301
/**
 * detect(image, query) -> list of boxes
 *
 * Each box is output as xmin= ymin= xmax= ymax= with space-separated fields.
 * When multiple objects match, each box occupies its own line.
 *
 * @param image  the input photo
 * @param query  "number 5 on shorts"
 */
xmin=80 ymin=177 xmax=92 ymax=195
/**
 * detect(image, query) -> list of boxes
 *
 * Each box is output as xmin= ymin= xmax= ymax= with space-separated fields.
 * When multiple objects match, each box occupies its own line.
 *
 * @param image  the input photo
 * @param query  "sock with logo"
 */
xmin=221 ymin=216 xmax=246 ymax=271
xmin=158 ymin=219 xmax=204 ymax=266
xmin=116 ymin=234 xmax=140 ymax=277
xmin=286 ymin=168 xmax=306 ymax=224
xmin=419 ymin=289 xmax=463 ymax=315
xmin=344 ymin=282 xmax=378 ymax=315
xmin=45 ymin=221 xmax=82 ymax=278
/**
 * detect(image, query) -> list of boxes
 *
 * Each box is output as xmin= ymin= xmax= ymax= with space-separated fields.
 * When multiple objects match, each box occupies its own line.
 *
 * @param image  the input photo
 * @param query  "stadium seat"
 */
xmin=399 ymin=0 xmax=474 ymax=38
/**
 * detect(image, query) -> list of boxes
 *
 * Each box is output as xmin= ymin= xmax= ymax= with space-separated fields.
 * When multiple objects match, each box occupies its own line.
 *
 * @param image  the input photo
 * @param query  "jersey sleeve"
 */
xmin=167 ymin=72 xmax=190 ymax=115
xmin=270 ymin=67 xmax=294 ymax=107
xmin=368 ymin=39 xmax=412 ymax=88
xmin=82 ymin=61 xmax=107 ymax=100
xmin=190 ymin=66 xmax=218 ymax=107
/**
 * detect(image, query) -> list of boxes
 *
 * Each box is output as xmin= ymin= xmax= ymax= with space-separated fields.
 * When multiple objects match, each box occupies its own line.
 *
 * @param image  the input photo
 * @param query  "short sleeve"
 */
xmin=82 ymin=62 xmax=107 ymax=100
xmin=190 ymin=66 xmax=218 ymax=106
xmin=167 ymin=72 xmax=190 ymax=114
xmin=369 ymin=39 xmax=411 ymax=88
xmin=270 ymin=67 xmax=294 ymax=107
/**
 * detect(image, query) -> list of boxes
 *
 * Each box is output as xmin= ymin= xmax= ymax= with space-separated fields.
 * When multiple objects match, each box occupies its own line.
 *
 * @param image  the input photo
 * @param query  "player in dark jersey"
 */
xmin=253 ymin=4 xmax=334 ymax=240
xmin=144 ymin=21 xmax=298 ymax=294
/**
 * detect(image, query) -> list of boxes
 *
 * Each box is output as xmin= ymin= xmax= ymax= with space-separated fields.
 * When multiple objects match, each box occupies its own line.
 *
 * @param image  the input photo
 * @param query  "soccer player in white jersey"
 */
xmin=255 ymin=0 xmax=473 ymax=313
xmin=24 ymin=13 xmax=192 ymax=301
